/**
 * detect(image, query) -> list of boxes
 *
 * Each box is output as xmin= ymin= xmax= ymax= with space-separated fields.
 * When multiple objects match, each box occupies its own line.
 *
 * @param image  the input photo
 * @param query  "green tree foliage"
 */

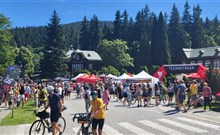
xmin=151 ymin=12 xmax=171 ymax=66
xmin=14 ymin=46 xmax=34 ymax=77
xmin=0 ymin=13 xmax=15 ymax=75
xmin=181 ymin=1 xmax=192 ymax=34
xmin=206 ymin=64 xmax=220 ymax=94
xmin=40 ymin=10 xmax=67 ymax=79
xmin=79 ymin=16 xmax=90 ymax=50
xmin=191 ymin=5 xmax=206 ymax=48
xmin=139 ymin=66 xmax=149 ymax=73
xmin=97 ymin=39 xmax=133 ymax=69
xmin=90 ymin=15 xmax=101 ymax=51
xmin=99 ymin=66 xmax=120 ymax=76
xmin=169 ymin=4 xmax=189 ymax=64
xmin=73 ymin=69 xmax=90 ymax=77
xmin=113 ymin=10 xmax=122 ymax=39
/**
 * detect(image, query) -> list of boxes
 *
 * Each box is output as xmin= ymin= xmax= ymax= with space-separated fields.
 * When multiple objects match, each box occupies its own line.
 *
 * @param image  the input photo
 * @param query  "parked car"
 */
xmin=215 ymin=92 xmax=220 ymax=104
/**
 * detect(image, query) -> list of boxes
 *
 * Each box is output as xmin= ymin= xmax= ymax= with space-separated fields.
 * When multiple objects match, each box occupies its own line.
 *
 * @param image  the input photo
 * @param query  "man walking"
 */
xmin=83 ymin=85 xmax=91 ymax=113
xmin=45 ymin=86 xmax=63 ymax=135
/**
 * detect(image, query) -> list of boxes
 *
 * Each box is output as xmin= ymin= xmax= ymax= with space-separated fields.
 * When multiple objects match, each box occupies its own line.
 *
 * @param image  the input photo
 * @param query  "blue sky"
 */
xmin=0 ymin=0 xmax=219 ymax=27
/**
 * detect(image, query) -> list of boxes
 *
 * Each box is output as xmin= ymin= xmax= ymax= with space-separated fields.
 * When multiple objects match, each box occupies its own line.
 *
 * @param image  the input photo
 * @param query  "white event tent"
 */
xmin=71 ymin=73 xmax=85 ymax=81
xmin=107 ymin=74 xmax=117 ymax=79
xmin=130 ymin=70 xmax=159 ymax=87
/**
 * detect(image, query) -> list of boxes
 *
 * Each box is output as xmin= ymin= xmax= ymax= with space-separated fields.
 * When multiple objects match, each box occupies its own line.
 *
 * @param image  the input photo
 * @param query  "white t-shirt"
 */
xmin=25 ymin=86 xmax=30 ymax=94
xmin=58 ymin=87 xmax=62 ymax=95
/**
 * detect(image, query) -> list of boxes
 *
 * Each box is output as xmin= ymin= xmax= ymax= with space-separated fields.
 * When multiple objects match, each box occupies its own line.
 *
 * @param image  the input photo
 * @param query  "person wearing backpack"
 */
xmin=38 ymin=85 xmax=47 ymax=108
xmin=83 ymin=85 xmax=91 ymax=113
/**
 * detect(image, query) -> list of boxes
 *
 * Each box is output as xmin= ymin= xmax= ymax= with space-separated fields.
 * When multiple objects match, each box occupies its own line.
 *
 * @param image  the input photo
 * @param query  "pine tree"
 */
xmin=90 ymin=15 xmax=101 ymax=51
xmin=102 ymin=24 xmax=113 ymax=40
xmin=134 ymin=10 xmax=146 ymax=41
xmin=40 ymin=10 xmax=67 ymax=79
xmin=113 ymin=10 xmax=122 ymax=39
xmin=121 ymin=10 xmax=129 ymax=42
xmin=181 ymin=1 xmax=192 ymax=34
xmin=151 ymin=12 xmax=171 ymax=66
xmin=168 ymin=4 xmax=187 ymax=64
xmin=79 ymin=16 xmax=90 ymax=50
xmin=191 ymin=5 xmax=206 ymax=48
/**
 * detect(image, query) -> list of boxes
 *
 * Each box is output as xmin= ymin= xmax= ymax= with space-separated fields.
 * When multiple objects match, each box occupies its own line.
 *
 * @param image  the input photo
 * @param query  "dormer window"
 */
xmin=87 ymin=54 xmax=91 ymax=57
xmin=76 ymin=55 xmax=79 ymax=60
xmin=199 ymin=50 xmax=204 ymax=54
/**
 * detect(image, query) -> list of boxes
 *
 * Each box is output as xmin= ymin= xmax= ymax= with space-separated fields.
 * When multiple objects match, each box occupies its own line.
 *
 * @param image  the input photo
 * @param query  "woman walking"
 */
xmin=203 ymin=82 xmax=212 ymax=111
xmin=103 ymin=87 xmax=109 ymax=110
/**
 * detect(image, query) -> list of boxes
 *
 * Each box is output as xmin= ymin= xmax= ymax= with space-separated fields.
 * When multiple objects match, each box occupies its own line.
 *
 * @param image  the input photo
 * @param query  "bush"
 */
xmin=206 ymin=65 xmax=220 ymax=94
xmin=99 ymin=66 xmax=120 ymax=76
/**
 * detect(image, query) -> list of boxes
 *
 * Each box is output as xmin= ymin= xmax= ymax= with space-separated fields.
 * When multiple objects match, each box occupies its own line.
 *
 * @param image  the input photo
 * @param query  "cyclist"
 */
xmin=45 ymin=86 xmax=63 ymax=135
xmin=90 ymin=91 xmax=105 ymax=135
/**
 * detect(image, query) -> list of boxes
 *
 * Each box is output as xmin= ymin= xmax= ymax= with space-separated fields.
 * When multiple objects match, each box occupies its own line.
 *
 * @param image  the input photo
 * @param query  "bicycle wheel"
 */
xmin=129 ymin=97 xmax=137 ymax=105
xmin=58 ymin=116 xmax=66 ymax=133
xmin=29 ymin=120 xmax=45 ymax=135
xmin=162 ymin=95 xmax=167 ymax=104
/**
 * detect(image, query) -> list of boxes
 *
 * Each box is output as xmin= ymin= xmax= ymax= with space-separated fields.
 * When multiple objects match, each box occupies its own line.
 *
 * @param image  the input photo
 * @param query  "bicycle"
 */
xmin=29 ymin=110 xmax=66 ymax=135
xmin=128 ymin=92 xmax=137 ymax=105
xmin=158 ymin=90 xmax=167 ymax=105
xmin=72 ymin=113 xmax=92 ymax=135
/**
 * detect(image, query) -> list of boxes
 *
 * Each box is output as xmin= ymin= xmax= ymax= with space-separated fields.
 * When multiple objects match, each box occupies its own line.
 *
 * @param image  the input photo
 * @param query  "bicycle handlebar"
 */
xmin=72 ymin=113 xmax=91 ymax=122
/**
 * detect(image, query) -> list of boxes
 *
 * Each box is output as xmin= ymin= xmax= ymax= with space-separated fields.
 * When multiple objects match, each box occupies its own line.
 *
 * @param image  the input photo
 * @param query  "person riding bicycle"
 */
xmin=44 ymin=86 xmax=63 ymax=135
xmin=90 ymin=91 xmax=105 ymax=135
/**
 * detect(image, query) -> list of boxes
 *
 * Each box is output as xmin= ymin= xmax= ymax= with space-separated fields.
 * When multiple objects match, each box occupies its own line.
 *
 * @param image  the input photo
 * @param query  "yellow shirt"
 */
xmin=91 ymin=98 xmax=105 ymax=119
xmin=190 ymin=84 xmax=198 ymax=95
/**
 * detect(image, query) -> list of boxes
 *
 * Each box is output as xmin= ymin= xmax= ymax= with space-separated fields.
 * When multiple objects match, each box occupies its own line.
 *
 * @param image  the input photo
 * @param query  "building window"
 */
xmin=214 ymin=59 xmax=220 ymax=69
xmin=190 ymin=61 xmax=195 ymax=64
xmin=89 ymin=64 xmax=93 ymax=70
xmin=76 ymin=55 xmax=80 ymax=61
xmin=72 ymin=64 xmax=83 ymax=70
xmin=197 ymin=60 xmax=203 ymax=64
xmin=205 ymin=60 xmax=211 ymax=68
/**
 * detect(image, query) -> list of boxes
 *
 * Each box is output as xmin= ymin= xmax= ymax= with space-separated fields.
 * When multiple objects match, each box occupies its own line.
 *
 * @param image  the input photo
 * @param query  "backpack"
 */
xmin=39 ymin=90 xmax=45 ymax=99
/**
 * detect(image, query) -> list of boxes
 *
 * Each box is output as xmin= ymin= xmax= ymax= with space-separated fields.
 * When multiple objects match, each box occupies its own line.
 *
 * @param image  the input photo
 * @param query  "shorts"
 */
xmin=178 ymin=95 xmax=185 ymax=104
xmin=50 ymin=111 xmax=60 ymax=123
xmin=191 ymin=95 xmax=197 ymax=101
xmin=25 ymin=93 xmax=29 ymax=98
xmin=168 ymin=92 xmax=174 ymax=97
xmin=92 ymin=118 xmax=105 ymax=130
xmin=20 ymin=94 xmax=25 ymax=100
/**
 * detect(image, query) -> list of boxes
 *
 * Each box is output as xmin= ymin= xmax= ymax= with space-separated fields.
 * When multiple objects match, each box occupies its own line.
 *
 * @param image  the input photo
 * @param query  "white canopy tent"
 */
xmin=115 ymin=73 xmax=132 ymax=80
xmin=71 ymin=73 xmax=85 ymax=81
xmin=107 ymin=74 xmax=117 ymax=79
xmin=130 ymin=70 xmax=159 ymax=87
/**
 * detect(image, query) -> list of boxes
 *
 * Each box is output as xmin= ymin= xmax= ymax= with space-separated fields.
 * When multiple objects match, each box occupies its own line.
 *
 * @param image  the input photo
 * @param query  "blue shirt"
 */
xmin=48 ymin=93 xmax=61 ymax=112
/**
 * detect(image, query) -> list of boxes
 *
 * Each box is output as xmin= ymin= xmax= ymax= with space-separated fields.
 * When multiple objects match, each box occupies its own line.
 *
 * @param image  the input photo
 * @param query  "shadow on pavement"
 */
xmin=163 ymin=109 xmax=177 ymax=115
xmin=192 ymin=110 xmax=205 ymax=113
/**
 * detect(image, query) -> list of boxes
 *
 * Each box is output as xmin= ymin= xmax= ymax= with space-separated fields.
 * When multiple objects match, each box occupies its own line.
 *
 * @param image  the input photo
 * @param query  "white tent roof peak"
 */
xmin=107 ymin=74 xmax=117 ymax=78
xmin=115 ymin=73 xmax=132 ymax=80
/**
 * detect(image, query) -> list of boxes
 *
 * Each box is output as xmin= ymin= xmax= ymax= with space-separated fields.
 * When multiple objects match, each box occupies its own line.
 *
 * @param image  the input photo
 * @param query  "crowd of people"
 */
xmin=0 ymin=77 xmax=213 ymax=135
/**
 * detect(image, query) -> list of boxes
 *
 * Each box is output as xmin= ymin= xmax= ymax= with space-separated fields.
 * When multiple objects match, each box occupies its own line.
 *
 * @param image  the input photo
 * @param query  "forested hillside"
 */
xmin=9 ymin=2 xmax=220 ymax=74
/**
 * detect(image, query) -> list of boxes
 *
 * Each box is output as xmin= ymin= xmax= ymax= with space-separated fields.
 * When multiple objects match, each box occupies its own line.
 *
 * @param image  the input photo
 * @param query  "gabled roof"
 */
xmin=66 ymin=49 xmax=102 ymax=61
xmin=183 ymin=46 xmax=220 ymax=58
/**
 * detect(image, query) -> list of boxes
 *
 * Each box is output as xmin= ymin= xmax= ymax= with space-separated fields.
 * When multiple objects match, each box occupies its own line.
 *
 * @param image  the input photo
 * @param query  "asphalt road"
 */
xmin=61 ymin=93 xmax=220 ymax=135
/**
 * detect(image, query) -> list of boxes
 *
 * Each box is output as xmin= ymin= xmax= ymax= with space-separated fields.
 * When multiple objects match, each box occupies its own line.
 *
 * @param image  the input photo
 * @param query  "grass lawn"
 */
xmin=0 ymin=100 xmax=37 ymax=126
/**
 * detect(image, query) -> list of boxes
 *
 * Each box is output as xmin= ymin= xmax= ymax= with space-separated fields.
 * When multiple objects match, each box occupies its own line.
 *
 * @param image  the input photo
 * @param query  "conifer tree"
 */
xmin=90 ymin=15 xmax=101 ymax=51
xmin=113 ymin=10 xmax=122 ymax=39
xmin=40 ymin=10 xmax=67 ymax=79
xmin=191 ymin=5 xmax=206 ymax=48
xmin=181 ymin=1 xmax=192 ymax=34
xmin=79 ymin=16 xmax=90 ymax=50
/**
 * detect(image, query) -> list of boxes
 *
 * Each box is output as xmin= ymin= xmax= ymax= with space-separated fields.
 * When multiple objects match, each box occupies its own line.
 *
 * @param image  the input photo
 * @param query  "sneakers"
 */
xmin=183 ymin=110 xmax=187 ymax=113
xmin=59 ymin=132 xmax=63 ymax=135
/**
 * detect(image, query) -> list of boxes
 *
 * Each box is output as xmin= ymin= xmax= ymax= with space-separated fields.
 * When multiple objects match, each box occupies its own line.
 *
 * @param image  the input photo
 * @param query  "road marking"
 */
xmin=139 ymin=120 xmax=185 ymax=135
xmin=103 ymin=124 xmax=123 ymax=135
xmin=183 ymin=113 xmax=220 ymax=124
xmin=158 ymin=119 xmax=208 ymax=133
xmin=177 ymin=117 xmax=220 ymax=130
xmin=73 ymin=127 xmax=80 ymax=134
xmin=118 ymin=122 xmax=154 ymax=135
